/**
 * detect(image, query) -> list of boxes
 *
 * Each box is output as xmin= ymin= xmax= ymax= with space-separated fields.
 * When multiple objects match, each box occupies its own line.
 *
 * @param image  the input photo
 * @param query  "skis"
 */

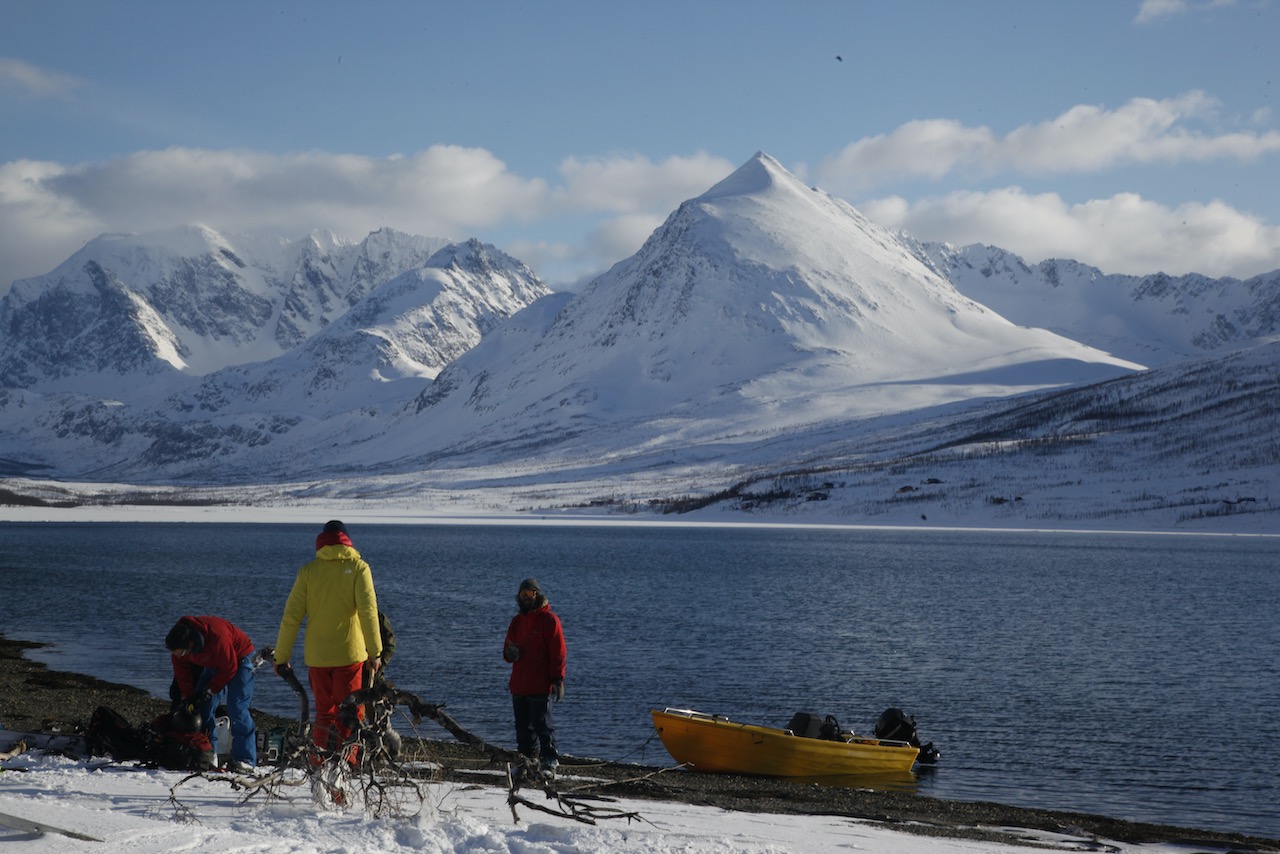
xmin=0 ymin=809 xmax=104 ymax=842
xmin=0 ymin=728 xmax=90 ymax=757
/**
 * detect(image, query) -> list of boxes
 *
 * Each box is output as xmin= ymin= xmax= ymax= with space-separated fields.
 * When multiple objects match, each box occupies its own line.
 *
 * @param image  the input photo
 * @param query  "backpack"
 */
xmin=378 ymin=611 xmax=396 ymax=666
xmin=147 ymin=713 xmax=216 ymax=771
xmin=87 ymin=706 xmax=151 ymax=762
xmin=86 ymin=706 xmax=215 ymax=771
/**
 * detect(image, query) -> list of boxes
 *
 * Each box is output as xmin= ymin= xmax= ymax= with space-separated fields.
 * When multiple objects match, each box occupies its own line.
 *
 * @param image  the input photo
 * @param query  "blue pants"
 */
xmin=512 ymin=694 xmax=557 ymax=762
xmin=176 ymin=656 xmax=257 ymax=765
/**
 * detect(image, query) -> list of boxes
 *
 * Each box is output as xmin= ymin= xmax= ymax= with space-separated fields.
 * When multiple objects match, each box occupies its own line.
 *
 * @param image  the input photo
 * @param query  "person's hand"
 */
xmin=551 ymin=680 xmax=564 ymax=703
xmin=186 ymin=688 xmax=212 ymax=708
xmin=504 ymin=643 xmax=520 ymax=662
xmin=274 ymin=661 xmax=293 ymax=678
xmin=368 ymin=655 xmax=381 ymax=673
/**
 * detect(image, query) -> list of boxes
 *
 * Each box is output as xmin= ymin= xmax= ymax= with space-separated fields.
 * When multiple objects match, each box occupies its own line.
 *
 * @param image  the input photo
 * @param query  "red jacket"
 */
xmin=503 ymin=605 xmax=566 ymax=696
xmin=170 ymin=615 xmax=254 ymax=697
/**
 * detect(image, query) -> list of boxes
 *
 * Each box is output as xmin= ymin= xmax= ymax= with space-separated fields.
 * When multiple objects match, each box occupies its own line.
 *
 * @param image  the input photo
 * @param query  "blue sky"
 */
xmin=1 ymin=0 xmax=1276 ymax=293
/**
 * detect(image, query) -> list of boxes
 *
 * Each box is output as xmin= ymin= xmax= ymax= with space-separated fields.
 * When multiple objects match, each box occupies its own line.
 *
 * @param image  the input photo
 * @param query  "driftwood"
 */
xmin=504 ymin=758 xmax=651 ymax=826
xmin=338 ymin=682 xmax=513 ymax=760
xmin=161 ymin=670 xmax=651 ymax=827
xmin=0 ymin=740 xmax=27 ymax=761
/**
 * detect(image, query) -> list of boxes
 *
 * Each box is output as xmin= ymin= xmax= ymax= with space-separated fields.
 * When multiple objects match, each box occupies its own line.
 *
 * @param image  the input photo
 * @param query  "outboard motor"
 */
xmin=874 ymin=707 xmax=940 ymax=765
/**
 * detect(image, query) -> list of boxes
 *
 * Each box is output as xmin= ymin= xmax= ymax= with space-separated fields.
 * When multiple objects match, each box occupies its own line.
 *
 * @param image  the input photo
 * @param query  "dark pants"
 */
xmin=512 ymin=693 xmax=557 ymax=762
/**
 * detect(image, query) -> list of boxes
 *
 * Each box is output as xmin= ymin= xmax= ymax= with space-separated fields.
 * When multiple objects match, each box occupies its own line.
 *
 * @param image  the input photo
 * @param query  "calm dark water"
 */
xmin=1 ymin=521 xmax=1277 ymax=839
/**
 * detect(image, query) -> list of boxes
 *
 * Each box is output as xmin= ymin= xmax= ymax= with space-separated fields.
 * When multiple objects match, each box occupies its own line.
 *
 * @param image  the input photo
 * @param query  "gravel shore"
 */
xmin=3 ymin=633 xmax=1276 ymax=851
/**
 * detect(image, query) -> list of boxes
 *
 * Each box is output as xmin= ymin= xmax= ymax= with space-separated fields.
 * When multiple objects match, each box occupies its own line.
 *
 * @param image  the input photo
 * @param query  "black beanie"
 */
xmin=518 ymin=577 xmax=541 ymax=593
xmin=165 ymin=619 xmax=203 ymax=652
xmin=323 ymin=520 xmax=348 ymax=535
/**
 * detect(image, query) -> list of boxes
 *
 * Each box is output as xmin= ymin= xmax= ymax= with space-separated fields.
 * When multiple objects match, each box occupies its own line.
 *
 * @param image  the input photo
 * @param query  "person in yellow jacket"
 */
xmin=273 ymin=520 xmax=382 ymax=755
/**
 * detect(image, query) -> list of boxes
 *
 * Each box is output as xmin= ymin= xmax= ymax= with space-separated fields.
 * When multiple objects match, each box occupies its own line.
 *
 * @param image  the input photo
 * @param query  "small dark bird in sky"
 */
xmin=836 ymin=55 xmax=843 ymax=62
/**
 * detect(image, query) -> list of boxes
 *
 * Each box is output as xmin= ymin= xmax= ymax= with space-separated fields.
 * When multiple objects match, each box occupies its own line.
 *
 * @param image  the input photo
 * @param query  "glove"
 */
xmin=504 ymin=643 xmax=520 ymax=662
xmin=274 ymin=661 xmax=294 ymax=678
xmin=551 ymin=680 xmax=564 ymax=703
xmin=185 ymin=688 xmax=212 ymax=708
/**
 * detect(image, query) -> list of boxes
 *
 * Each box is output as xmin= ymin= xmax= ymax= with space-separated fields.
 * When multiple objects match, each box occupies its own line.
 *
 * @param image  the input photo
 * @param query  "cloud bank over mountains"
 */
xmin=1 ymin=88 xmax=1277 ymax=293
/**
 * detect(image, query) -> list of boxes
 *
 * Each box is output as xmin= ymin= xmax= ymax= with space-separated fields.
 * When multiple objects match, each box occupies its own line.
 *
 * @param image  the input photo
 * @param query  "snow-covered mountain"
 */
xmin=164 ymin=239 xmax=548 ymax=418
xmin=0 ymin=230 xmax=550 ymax=476
xmin=385 ymin=152 xmax=1141 ymax=466
xmin=0 ymin=225 xmax=453 ymax=395
xmin=909 ymin=240 xmax=1280 ymax=367
xmin=0 ymin=152 xmax=1275 ymax=531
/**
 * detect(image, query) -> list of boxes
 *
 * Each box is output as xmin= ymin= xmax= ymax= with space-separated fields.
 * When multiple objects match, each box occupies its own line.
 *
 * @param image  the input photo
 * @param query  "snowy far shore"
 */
xmin=2 ymin=502 xmax=1277 ymax=538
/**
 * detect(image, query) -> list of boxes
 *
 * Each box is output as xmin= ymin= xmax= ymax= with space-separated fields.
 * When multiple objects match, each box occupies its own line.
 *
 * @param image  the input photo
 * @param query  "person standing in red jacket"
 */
xmin=503 ymin=577 xmax=566 ymax=778
xmin=165 ymin=615 xmax=256 ymax=772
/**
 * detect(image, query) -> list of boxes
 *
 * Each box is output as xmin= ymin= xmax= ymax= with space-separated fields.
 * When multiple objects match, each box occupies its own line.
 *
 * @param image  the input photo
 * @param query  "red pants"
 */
xmin=308 ymin=662 xmax=364 ymax=753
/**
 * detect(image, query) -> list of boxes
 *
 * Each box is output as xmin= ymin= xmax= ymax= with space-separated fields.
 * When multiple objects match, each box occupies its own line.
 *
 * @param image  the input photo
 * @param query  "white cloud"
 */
xmin=862 ymin=186 xmax=1280 ymax=278
xmin=1 ymin=138 xmax=1275 ymax=296
xmin=44 ymin=146 xmax=550 ymax=234
xmin=0 ymin=57 xmax=82 ymax=99
xmin=1135 ymin=0 xmax=1239 ymax=24
xmin=817 ymin=92 xmax=1280 ymax=193
xmin=0 ymin=159 xmax=106 ymax=286
xmin=0 ymin=146 xmax=553 ymax=286
xmin=554 ymin=152 xmax=735 ymax=214
xmin=0 ymin=147 xmax=736 ymax=292
xmin=1136 ymin=0 xmax=1191 ymax=23
xmin=508 ymin=212 xmax=668 ymax=291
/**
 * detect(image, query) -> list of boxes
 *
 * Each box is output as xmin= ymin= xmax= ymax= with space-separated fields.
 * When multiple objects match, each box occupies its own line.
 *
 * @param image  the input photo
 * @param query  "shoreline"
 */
xmin=3 ymin=632 xmax=1278 ymax=850
xmin=2 ymin=504 xmax=1277 ymax=537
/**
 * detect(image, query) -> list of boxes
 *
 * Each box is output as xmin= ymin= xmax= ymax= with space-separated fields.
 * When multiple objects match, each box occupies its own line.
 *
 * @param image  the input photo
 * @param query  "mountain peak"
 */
xmin=696 ymin=151 xmax=799 ymax=202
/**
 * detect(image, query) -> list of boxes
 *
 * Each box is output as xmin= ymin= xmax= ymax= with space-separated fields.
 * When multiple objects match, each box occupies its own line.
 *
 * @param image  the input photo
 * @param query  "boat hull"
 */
xmin=651 ymin=708 xmax=919 ymax=777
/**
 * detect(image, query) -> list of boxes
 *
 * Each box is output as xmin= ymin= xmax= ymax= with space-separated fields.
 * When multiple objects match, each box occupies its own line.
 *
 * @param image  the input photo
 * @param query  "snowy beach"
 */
xmin=4 ymin=630 xmax=1279 ymax=854
xmin=2 ymin=749 xmax=1263 ymax=854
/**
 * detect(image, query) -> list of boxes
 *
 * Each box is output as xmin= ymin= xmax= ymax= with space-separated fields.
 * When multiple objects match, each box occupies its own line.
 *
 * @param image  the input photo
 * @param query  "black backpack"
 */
xmin=86 ymin=706 xmax=215 ymax=771
xmin=87 ymin=706 xmax=150 ymax=762
xmin=147 ymin=712 xmax=216 ymax=771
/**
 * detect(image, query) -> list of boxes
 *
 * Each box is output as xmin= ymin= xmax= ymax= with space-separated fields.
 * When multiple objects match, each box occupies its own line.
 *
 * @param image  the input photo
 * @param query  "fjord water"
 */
xmin=2 ymin=522 xmax=1277 ymax=839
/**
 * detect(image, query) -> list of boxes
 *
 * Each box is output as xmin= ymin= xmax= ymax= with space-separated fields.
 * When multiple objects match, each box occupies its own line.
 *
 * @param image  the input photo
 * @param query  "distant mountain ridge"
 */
xmin=0 ymin=225 xmax=454 ymax=390
xmin=908 ymin=239 xmax=1280 ymax=366
xmin=0 ymin=228 xmax=550 ymax=475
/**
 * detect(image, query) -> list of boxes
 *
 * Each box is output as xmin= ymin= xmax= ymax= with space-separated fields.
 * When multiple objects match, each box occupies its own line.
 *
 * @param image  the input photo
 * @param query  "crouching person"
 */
xmin=165 ymin=615 xmax=257 ymax=773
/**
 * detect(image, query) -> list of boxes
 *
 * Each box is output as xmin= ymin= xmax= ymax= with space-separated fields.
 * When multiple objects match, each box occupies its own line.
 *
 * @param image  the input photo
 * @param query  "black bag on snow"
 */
xmin=86 ymin=706 xmax=215 ymax=770
xmin=148 ymin=712 xmax=216 ymax=771
xmin=87 ymin=706 xmax=151 ymax=762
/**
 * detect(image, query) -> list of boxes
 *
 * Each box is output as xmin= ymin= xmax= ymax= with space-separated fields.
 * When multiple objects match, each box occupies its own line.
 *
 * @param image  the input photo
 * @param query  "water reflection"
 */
xmin=789 ymin=770 xmax=920 ymax=794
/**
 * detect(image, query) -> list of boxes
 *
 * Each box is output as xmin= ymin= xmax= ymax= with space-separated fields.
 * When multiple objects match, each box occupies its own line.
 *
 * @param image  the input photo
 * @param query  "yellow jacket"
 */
xmin=274 ymin=544 xmax=382 ymax=668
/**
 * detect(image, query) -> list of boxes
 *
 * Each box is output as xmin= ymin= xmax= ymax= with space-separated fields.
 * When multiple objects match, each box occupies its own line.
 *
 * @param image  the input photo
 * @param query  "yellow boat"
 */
xmin=650 ymin=708 xmax=929 ymax=777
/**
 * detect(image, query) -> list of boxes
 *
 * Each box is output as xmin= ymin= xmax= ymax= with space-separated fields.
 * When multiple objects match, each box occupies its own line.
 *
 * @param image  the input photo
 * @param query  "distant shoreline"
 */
xmin=2 ymin=503 xmax=1277 ymax=537
xmin=3 ymin=630 xmax=1278 ymax=850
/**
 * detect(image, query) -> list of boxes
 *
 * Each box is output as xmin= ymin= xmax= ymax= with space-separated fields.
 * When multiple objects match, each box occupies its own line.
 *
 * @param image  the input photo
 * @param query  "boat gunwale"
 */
xmin=652 ymin=707 xmax=918 ymax=751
